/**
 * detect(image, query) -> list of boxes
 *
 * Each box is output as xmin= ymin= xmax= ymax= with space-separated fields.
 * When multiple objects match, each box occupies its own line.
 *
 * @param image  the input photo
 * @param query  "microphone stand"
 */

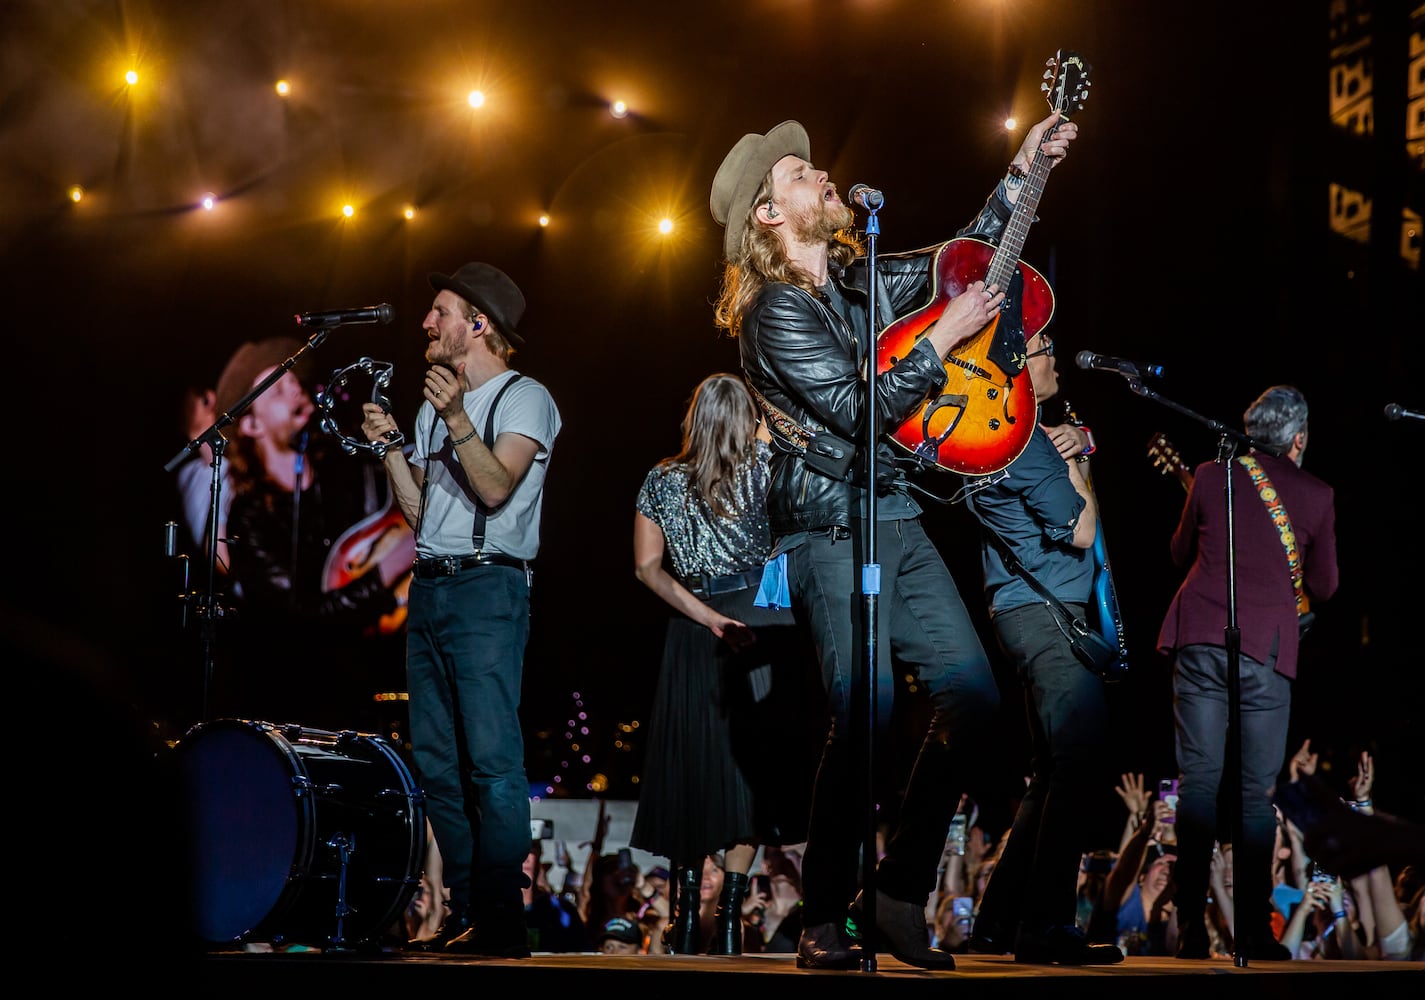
xmin=1111 ymin=375 xmax=1281 ymax=969
xmin=163 ymin=330 xmax=333 ymax=723
xmin=858 ymin=196 xmax=882 ymax=973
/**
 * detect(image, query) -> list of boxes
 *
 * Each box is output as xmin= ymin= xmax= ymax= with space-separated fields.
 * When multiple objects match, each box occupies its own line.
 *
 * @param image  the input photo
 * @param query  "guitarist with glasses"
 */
xmin=959 ymin=331 xmax=1124 ymax=965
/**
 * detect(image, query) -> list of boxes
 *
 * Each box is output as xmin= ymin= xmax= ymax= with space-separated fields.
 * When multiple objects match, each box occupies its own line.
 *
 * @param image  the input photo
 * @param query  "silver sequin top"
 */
xmin=635 ymin=440 xmax=772 ymax=580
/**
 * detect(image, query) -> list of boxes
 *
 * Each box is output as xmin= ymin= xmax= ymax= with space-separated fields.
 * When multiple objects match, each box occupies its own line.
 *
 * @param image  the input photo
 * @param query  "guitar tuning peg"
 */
xmin=1043 ymin=68 xmax=1055 ymax=79
xmin=1040 ymin=81 xmax=1051 ymax=93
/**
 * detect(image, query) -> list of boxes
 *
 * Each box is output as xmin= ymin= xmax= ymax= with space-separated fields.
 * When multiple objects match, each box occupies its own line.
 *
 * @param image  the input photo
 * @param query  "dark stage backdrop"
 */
xmin=3 ymin=2 xmax=1419 ymax=855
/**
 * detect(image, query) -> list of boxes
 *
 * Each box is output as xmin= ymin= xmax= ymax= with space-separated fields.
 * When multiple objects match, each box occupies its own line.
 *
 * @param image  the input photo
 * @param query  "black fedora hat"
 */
xmin=428 ymin=262 xmax=526 ymax=345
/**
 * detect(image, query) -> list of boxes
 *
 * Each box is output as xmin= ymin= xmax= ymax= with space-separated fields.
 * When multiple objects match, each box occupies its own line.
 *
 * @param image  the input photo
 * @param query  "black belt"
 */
xmin=685 ymin=567 xmax=764 ymax=598
xmin=412 ymin=552 xmax=529 ymax=578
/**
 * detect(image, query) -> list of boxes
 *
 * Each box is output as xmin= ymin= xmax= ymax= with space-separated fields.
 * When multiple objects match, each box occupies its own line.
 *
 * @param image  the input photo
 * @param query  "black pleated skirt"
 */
xmin=630 ymin=586 xmax=825 ymax=866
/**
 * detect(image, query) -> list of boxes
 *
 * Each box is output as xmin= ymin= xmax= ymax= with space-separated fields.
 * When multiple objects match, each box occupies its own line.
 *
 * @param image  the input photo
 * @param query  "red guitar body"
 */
xmin=322 ymin=501 xmax=415 ymax=636
xmin=876 ymin=237 xmax=1054 ymax=476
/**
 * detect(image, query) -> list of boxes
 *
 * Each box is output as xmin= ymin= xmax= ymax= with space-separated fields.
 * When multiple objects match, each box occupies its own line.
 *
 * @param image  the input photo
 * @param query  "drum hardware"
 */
xmin=317 ymin=357 xmax=403 ymax=459
xmin=174 ymin=719 xmax=425 ymax=950
xmin=328 ymin=831 xmax=356 ymax=950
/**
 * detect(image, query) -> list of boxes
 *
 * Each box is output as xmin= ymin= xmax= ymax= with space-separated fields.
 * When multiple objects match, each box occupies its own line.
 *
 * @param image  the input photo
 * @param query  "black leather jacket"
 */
xmin=738 ymin=185 xmax=1014 ymax=535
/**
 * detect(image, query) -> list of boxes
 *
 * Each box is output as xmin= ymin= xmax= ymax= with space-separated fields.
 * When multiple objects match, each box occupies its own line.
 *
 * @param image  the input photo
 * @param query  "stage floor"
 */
xmin=183 ymin=948 xmax=1420 ymax=997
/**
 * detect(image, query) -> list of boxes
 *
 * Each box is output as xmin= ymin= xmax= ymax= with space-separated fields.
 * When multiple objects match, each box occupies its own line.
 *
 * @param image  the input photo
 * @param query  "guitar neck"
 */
xmin=985 ymin=125 xmax=1058 ymax=289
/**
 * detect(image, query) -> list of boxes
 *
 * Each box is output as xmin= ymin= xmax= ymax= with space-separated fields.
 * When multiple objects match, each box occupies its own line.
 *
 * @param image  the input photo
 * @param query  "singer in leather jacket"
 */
xmin=708 ymin=111 xmax=1078 ymax=971
xmin=738 ymin=193 xmax=1011 ymax=535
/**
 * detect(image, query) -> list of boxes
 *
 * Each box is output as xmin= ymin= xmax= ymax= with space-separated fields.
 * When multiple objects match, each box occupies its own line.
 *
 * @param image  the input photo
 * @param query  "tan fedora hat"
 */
xmin=709 ymin=119 xmax=809 ymax=261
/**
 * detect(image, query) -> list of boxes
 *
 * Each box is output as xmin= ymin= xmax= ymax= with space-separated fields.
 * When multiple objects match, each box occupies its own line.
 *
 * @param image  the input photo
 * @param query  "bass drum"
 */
xmin=174 ymin=719 xmax=425 ymax=949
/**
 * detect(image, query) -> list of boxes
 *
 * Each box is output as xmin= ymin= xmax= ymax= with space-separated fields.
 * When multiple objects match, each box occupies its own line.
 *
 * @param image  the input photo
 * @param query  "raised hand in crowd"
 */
xmin=1114 ymin=773 xmax=1152 ymax=853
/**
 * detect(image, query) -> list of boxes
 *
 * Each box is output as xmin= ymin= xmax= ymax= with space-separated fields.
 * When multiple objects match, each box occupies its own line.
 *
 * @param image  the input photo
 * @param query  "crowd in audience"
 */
xmin=378 ymin=743 xmax=1419 ymax=959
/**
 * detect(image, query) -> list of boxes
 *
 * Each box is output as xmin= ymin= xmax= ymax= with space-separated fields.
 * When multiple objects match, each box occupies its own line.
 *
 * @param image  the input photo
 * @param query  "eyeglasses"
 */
xmin=1025 ymin=336 xmax=1055 ymax=359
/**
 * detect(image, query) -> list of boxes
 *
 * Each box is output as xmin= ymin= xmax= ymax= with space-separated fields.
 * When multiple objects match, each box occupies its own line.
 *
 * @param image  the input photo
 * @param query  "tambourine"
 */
xmin=317 ymin=357 xmax=404 ymax=458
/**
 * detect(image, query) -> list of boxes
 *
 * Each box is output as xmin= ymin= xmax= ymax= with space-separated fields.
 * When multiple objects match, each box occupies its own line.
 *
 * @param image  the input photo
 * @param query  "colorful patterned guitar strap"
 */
xmin=1237 ymin=454 xmax=1309 ymax=616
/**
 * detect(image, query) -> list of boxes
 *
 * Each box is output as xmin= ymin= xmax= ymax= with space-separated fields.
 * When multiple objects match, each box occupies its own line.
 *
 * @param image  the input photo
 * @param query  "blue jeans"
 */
xmin=1172 ymin=642 xmax=1291 ymax=941
xmin=406 ymin=564 xmax=532 ymax=917
xmin=974 ymin=601 xmax=1112 ymax=937
xmin=789 ymin=518 xmax=998 ymax=923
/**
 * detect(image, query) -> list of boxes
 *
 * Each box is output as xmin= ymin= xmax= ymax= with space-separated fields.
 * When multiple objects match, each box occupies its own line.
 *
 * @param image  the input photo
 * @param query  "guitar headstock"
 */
xmin=1147 ymin=432 xmax=1193 ymax=491
xmin=1043 ymin=50 xmax=1091 ymax=119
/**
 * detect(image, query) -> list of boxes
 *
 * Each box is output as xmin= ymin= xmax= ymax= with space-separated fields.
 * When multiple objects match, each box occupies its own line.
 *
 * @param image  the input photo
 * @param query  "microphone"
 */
xmin=1075 ymin=350 xmax=1166 ymax=379
xmin=294 ymin=303 xmax=394 ymax=328
xmin=1384 ymin=403 xmax=1425 ymax=422
xmin=847 ymin=183 xmax=885 ymax=211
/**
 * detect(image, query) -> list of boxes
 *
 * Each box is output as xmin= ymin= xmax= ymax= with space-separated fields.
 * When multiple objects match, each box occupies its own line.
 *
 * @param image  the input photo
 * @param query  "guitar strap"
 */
xmin=1237 ymin=454 xmax=1309 ymax=617
xmin=979 ymin=524 xmax=1094 ymax=639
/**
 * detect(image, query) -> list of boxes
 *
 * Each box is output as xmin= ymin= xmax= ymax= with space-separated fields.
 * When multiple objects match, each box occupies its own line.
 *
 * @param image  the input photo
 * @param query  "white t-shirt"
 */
xmin=409 ymin=369 xmax=561 ymax=561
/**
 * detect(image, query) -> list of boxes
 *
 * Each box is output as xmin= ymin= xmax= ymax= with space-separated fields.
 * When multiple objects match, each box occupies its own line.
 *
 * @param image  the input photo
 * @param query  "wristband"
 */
xmin=1078 ymin=424 xmax=1097 ymax=457
xmin=1332 ymin=911 xmax=1347 ymax=921
xmin=450 ymin=427 xmax=478 ymax=447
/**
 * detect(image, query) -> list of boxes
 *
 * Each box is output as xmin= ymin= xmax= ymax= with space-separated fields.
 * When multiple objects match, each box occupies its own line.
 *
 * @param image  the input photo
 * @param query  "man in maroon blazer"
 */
xmin=1156 ymin=385 xmax=1338 ymax=961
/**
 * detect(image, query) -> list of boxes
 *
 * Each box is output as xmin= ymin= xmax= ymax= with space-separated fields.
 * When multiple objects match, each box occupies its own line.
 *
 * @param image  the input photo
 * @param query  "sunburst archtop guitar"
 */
xmin=877 ymin=50 xmax=1090 ymax=477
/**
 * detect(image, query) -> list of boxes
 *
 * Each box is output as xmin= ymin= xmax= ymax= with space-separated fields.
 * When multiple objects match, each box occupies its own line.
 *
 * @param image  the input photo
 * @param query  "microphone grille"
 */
xmin=377 ymin=303 xmax=394 ymax=324
xmin=1074 ymin=350 xmax=1095 ymax=369
xmin=1384 ymin=403 xmax=1402 ymax=420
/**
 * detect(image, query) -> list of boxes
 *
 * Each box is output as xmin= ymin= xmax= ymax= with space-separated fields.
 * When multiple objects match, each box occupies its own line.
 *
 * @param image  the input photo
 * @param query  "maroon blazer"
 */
xmin=1156 ymin=450 xmax=1338 ymax=680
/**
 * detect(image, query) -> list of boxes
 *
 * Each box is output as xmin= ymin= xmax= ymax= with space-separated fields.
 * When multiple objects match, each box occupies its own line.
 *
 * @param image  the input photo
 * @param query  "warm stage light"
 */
xmin=125 ymin=69 xmax=138 ymax=86
xmin=275 ymin=79 xmax=290 ymax=97
xmin=342 ymin=204 xmax=354 ymax=218
xmin=68 ymin=185 xmax=84 ymax=203
xmin=403 ymin=205 xmax=416 ymax=220
xmin=658 ymin=218 xmax=673 ymax=234
xmin=467 ymin=90 xmax=485 ymax=108
xmin=201 ymin=193 xmax=216 ymax=211
xmin=1004 ymin=117 xmax=1017 ymax=131
xmin=610 ymin=100 xmax=628 ymax=119
xmin=538 ymin=214 xmax=550 ymax=227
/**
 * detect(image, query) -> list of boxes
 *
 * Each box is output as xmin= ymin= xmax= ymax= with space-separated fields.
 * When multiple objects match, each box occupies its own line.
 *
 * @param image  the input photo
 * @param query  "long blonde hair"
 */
xmin=664 ymin=373 xmax=759 ymax=519
xmin=713 ymin=170 xmax=861 ymax=338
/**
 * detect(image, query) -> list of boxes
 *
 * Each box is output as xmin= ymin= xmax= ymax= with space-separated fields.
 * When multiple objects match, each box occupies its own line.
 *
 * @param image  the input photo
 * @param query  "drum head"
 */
xmin=175 ymin=721 xmax=309 ymax=943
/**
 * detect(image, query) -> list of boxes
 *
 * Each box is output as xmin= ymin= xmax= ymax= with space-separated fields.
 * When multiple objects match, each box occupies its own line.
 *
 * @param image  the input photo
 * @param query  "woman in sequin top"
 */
xmin=630 ymin=373 xmax=820 ymax=955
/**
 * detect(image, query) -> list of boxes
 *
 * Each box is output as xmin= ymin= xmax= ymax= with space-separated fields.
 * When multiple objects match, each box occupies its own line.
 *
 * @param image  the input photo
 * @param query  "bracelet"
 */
xmin=1008 ymin=163 xmax=1027 ymax=179
xmin=1332 ymin=911 xmax=1347 ymax=921
xmin=450 ymin=427 xmax=478 ymax=447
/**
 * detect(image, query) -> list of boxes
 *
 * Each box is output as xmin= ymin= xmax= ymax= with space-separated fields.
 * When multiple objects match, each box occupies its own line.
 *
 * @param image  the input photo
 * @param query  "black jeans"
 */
xmin=788 ymin=517 xmax=998 ymax=924
xmin=1171 ymin=642 xmax=1290 ymax=942
xmin=973 ymin=601 xmax=1112 ymax=937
